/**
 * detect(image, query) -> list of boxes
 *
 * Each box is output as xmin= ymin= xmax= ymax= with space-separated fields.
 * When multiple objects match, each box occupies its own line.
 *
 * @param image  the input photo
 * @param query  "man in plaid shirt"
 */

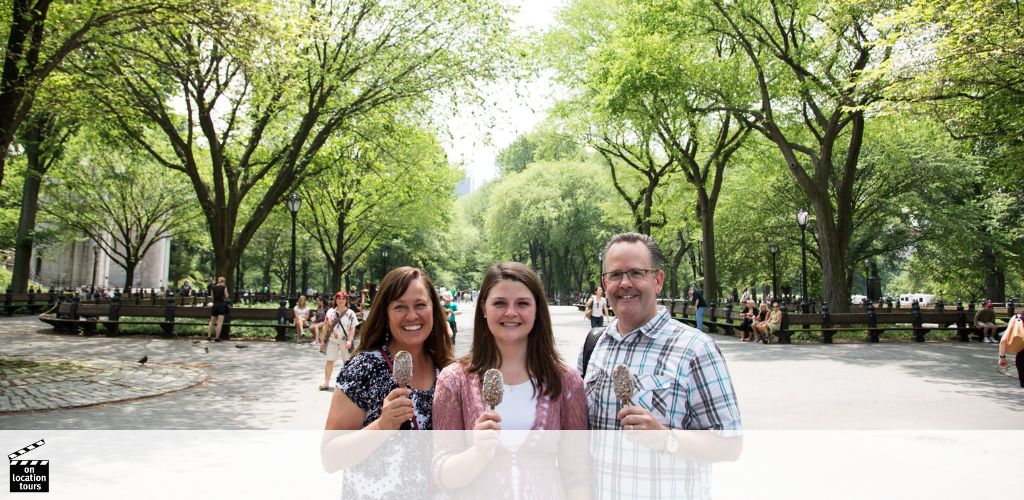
xmin=578 ymin=232 xmax=742 ymax=498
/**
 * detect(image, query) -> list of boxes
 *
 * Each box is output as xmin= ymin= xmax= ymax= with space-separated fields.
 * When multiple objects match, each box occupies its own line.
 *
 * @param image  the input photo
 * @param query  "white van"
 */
xmin=898 ymin=293 xmax=935 ymax=306
xmin=850 ymin=294 xmax=868 ymax=305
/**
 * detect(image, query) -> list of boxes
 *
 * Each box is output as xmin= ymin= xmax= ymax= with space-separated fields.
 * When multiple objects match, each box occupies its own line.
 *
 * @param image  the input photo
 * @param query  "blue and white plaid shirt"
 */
xmin=578 ymin=307 xmax=742 ymax=431
xmin=577 ymin=307 xmax=742 ymax=499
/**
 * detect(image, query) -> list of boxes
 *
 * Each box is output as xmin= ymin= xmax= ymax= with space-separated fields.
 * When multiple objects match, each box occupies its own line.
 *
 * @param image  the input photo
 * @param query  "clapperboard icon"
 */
xmin=9 ymin=439 xmax=48 ymax=493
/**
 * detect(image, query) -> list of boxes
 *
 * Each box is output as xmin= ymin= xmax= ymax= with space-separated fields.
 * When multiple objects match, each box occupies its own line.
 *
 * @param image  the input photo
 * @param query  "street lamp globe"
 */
xmin=287 ymin=193 xmax=301 ymax=214
xmin=769 ymin=243 xmax=778 ymax=255
xmin=796 ymin=208 xmax=809 ymax=228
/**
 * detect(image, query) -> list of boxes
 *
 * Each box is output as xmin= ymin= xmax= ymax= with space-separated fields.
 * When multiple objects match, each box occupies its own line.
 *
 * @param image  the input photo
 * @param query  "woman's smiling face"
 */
xmin=484 ymin=279 xmax=536 ymax=346
xmin=386 ymin=278 xmax=433 ymax=347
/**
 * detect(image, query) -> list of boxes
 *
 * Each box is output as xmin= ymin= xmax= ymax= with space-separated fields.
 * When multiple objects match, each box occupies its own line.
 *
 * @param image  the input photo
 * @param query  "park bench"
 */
xmin=658 ymin=298 xmax=1016 ymax=344
xmin=3 ymin=288 xmax=61 ymax=316
xmin=38 ymin=295 xmax=300 ymax=341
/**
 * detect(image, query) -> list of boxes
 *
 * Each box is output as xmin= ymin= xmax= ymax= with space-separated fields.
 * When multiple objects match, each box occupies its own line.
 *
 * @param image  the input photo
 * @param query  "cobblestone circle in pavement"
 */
xmin=0 ymin=355 xmax=208 ymax=413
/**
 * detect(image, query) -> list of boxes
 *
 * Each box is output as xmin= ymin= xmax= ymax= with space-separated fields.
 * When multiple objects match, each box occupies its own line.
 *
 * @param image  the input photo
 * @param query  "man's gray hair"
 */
xmin=601 ymin=232 xmax=664 ymax=271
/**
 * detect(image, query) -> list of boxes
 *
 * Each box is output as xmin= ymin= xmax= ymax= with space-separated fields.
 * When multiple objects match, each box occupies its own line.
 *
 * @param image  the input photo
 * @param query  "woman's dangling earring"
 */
xmin=385 ymin=325 xmax=390 ymax=345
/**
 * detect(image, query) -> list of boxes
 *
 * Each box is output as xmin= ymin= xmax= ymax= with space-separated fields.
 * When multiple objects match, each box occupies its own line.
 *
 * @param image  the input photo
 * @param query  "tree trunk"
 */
xmin=698 ymin=199 xmax=718 ymax=303
xmin=10 ymin=124 xmax=46 ymax=293
xmin=668 ymin=242 xmax=688 ymax=299
xmin=814 ymin=207 xmax=851 ymax=312
xmin=0 ymin=0 xmax=52 ymax=188
xmin=981 ymin=245 xmax=1005 ymax=302
xmin=122 ymin=261 xmax=138 ymax=292
xmin=261 ymin=258 xmax=272 ymax=289
xmin=214 ymin=251 xmax=236 ymax=292
xmin=328 ymin=208 xmax=349 ymax=293
xmin=639 ymin=185 xmax=654 ymax=235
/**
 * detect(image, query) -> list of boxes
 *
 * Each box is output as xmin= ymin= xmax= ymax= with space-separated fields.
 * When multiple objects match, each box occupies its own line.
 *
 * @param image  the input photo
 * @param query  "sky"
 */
xmin=440 ymin=0 xmax=566 ymax=189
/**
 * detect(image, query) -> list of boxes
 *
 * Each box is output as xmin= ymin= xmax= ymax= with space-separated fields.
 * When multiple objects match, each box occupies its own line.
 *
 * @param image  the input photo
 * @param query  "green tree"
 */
xmin=495 ymin=128 xmax=581 ymax=175
xmin=691 ymin=0 xmax=904 ymax=311
xmin=73 ymin=0 xmax=513 ymax=289
xmin=485 ymin=160 xmax=617 ymax=297
xmin=545 ymin=0 xmax=755 ymax=301
xmin=711 ymin=117 xmax=978 ymax=302
xmin=496 ymin=135 xmax=536 ymax=175
xmin=300 ymin=120 xmax=458 ymax=292
xmin=879 ymin=0 xmax=1024 ymax=300
xmin=0 ymin=0 xmax=212 ymax=186
xmin=9 ymin=107 xmax=76 ymax=292
xmin=40 ymin=138 xmax=193 ymax=290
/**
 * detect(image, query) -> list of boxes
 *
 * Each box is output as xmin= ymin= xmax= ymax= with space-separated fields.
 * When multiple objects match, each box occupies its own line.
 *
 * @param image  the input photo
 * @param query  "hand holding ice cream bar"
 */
xmin=393 ymin=350 xmax=413 ymax=387
xmin=612 ymin=364 xmax=633 ymax=406
xmin=482 ymin=368 xmax=504 ymax=410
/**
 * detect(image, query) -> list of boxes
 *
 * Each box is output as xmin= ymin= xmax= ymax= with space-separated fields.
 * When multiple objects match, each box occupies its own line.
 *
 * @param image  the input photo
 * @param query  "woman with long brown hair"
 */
xmin=321 ymin=267 xmax=454 ymax=498
xmin=432 ymin=262 xmax=587 ymax=496
xmin=324 ymin=266 xmax=453 ymax=431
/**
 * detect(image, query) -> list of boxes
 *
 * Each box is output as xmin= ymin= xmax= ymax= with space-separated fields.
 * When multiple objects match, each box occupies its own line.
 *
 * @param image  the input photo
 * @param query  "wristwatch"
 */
xmin=662 ymin=431 xmax=678 ymax=455
xmin=1000 ymin=354 xmax=1007 ymax=359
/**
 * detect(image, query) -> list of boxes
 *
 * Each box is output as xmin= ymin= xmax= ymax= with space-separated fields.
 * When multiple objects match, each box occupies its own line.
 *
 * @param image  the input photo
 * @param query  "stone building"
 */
xmin=29 ymin=237 xmax=171 ymax=291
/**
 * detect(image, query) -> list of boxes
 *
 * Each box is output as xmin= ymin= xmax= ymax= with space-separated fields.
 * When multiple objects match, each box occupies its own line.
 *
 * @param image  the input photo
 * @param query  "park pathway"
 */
xmin=1 ymin=305 xmax=1021 ymax=429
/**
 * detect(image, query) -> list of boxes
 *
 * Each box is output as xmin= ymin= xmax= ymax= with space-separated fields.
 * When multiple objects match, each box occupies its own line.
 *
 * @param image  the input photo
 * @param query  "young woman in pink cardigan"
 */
xmin=432 ymin=262 xmax=589 ymax=498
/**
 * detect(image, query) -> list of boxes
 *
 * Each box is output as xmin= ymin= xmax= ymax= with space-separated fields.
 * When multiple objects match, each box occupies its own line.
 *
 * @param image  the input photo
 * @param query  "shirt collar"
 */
xmin=608 ymin=307 xmax=670 ymax=341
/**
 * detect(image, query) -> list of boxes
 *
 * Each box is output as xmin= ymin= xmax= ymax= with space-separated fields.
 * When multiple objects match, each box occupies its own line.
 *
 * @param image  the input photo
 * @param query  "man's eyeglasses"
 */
xmin=601 ymin=268 xmax=659 ymax=283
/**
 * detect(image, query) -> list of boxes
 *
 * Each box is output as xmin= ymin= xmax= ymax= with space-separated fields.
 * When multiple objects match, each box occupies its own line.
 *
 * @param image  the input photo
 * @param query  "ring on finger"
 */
xmin=626 ymin=425 xmax=634 ymax=431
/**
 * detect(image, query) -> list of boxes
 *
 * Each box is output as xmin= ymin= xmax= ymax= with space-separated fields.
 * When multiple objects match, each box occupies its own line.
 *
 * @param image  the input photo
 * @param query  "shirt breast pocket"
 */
xmin=634 ymin=374 xmax=675 ymax=419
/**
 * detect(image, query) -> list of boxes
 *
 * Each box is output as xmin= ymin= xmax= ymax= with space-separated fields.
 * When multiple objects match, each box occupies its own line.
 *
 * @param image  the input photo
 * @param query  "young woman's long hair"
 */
xmin=354 ymin=267 xmax=453 ymax=368
xmin=465 ymin=262 xmax=564 ymax=399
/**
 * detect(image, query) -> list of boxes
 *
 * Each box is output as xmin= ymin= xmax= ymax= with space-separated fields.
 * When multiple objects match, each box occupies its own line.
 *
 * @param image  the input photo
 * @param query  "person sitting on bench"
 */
xmin=975 ymin=300 xmax=998 ymax=343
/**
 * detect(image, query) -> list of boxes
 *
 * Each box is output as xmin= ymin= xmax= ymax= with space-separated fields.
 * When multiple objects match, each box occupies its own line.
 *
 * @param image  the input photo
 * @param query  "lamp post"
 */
xmin=768 ymin=243 xmax=778 ymax=301
xmin=863 ymin=259 xmax=871 ymax=301
xmin=235 ymin=261 xmax=243 ymax=293
xmin=796 ymin=208 xmax=810 ymax=313
xmin=381 ymin=248 xmax=389 ymax=280
xmin=287 ymin=193 xmax=301 ymax=309
xmin=91 ymin=246 xmax=100 ymax=293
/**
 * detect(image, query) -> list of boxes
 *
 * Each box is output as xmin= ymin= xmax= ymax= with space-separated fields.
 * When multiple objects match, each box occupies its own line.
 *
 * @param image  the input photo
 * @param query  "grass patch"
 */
xmin=0 ymin=267 xmax=48 ymax=291
xmin=0 ymin=358 xmax=86 ymax=380
xmin=789 ymin=328 xmax=961 ymax=343
xmin=97 ymin=318 xmax=285 ymax=340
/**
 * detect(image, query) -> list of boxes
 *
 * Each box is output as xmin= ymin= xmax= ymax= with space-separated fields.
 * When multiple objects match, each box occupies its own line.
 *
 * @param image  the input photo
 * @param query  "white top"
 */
xmin=326 ymin=307 xmax=357 ymax=341
xmin=293 ymin=306 xmax=309 ymax=320
xmin=496 ymin=380 xmax=537 ymax=451
xmin=591 ymin=296 xmax=607 ymax=317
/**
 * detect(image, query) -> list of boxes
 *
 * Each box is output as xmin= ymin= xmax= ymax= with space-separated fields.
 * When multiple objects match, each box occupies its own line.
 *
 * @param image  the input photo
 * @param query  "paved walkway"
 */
xmin=1 ymin=306 xmax=1021 ymax=429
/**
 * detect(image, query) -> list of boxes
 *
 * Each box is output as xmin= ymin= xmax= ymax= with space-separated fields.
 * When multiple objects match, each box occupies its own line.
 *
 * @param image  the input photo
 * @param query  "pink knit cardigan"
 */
xmin=431 ymin=362 xmax=590 ymax=499
xmin=432 ymin=361 xmax=588 ymax=430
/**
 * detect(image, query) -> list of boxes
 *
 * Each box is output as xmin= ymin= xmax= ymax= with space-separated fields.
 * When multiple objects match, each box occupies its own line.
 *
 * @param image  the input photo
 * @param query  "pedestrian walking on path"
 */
xmin=207 ymin=277 xmax=228 ymax=342
xmin=320 ymin=292 xmax=357 ymax=391
xmin=584 ymin=286 xmax=609 ymax=328
xmin=998 ymin=313 xmax=1024 ymax=387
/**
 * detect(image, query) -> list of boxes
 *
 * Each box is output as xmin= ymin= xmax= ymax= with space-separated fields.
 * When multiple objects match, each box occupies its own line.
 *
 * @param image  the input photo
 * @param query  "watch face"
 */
xmin=665 ymin=434 xmax=678 ymax=453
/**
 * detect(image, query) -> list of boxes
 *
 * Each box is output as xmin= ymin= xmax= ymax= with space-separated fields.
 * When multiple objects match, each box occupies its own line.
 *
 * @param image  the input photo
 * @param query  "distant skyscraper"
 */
xmin=455 ymin=175 xmax=475 ymax=196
